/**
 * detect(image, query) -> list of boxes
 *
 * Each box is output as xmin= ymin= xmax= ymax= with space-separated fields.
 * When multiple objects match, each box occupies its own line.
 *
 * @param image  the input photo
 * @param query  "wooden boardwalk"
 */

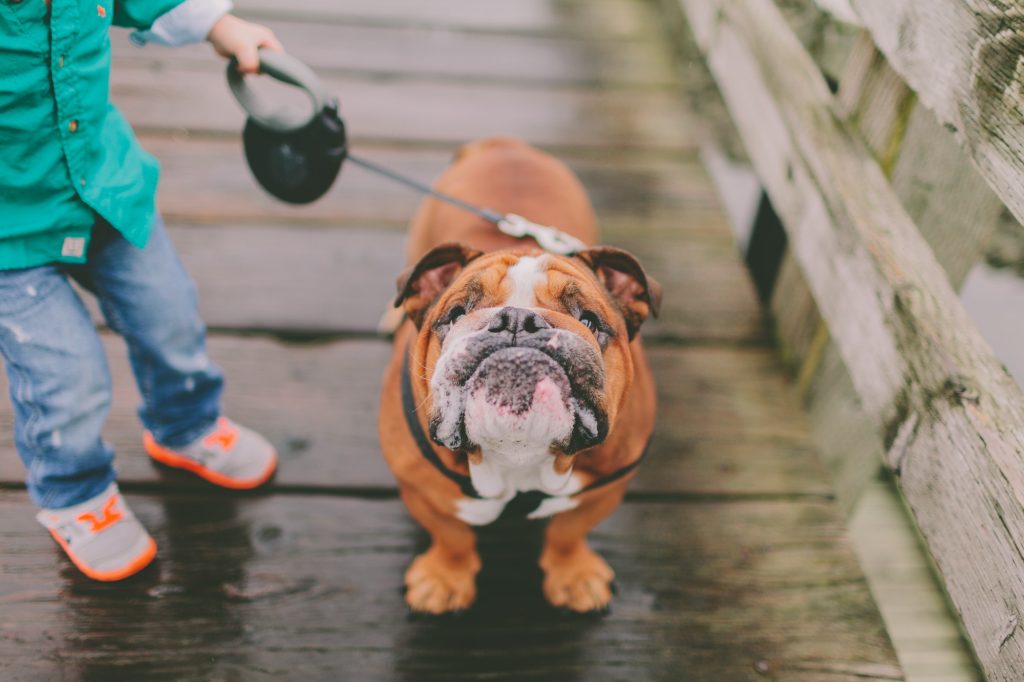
xmin=0 ymin=1 xmax=903 ymax=679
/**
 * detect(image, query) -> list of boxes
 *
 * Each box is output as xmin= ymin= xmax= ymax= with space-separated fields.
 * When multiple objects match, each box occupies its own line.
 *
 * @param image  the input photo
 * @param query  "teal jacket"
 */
xmin=0 ymin=0 xmax=186 ymax=269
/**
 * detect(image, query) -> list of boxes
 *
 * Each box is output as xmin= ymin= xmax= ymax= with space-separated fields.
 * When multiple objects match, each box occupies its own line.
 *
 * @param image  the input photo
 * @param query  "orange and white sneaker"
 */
xmin=36 ymin=482 xmax=157 ymax=582
xmin=143 ymin=417 xmax=277 ymax=490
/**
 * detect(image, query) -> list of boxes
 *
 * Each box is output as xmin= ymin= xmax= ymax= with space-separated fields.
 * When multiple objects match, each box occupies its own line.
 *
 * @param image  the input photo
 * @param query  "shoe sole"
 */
xmin=49 ymin=531 xmax=157 ymax=582
xmin=143 ymin=431 xmax=278 ymax=490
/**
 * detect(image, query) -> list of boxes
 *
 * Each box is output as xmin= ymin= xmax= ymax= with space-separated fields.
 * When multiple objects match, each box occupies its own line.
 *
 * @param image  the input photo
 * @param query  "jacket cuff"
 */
xmin=129 ymin=0 xmax=233 ymax=47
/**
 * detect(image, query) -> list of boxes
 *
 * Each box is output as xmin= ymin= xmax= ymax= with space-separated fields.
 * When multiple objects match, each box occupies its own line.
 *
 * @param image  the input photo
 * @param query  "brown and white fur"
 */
xmin=378 ymin=137 xmax=661 ymax=614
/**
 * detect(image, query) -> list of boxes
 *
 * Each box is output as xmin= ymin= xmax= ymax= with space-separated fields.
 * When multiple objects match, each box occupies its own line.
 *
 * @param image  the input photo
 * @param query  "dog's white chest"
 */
xmin=455 ymin=456 xmax=581 ymax=526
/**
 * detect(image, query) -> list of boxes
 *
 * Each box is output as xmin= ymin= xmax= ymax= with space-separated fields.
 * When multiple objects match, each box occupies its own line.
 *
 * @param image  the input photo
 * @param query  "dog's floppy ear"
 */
xmin=395 ymin=242 xmax=483 ymax=328
xmin=575 ymin=246 xmax=662 ymax=340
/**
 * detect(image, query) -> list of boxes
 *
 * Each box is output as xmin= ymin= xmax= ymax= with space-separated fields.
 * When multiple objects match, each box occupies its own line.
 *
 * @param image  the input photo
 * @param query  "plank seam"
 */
xmin=0 ymin=480 xmax=834 ymax=503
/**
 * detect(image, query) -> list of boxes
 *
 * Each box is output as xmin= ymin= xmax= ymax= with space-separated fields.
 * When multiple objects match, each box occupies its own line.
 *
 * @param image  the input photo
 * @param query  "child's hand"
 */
xmin=207 ymin=14 xmax=284 ymax=74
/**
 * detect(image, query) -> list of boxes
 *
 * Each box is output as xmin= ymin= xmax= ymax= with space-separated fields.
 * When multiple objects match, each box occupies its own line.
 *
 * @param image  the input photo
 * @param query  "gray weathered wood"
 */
xmin=813 ymin=0 xmax=860 ymax=25
xmin=142 ymin=135 xmax=766 ymax=341
xmin=770 ymin=31 xmax=1003 ymax=515
xmin=0 ymin=490 xmax=899 ymax=680
xmin=167 ymin=223 xmax=407 ymax=335
xmin=112 ymin=64 xmax=701 ymax=152
xmin=0 ymin=491 xmax=901 ymax=675
xmin=838 ymin=33 xmax=1004 ymax=288
xmin=140 ymin=218 xmax=764 ymax=342
xmin=777 ymin=0 xmax=860 ymax=82
xmin=678 ymin=0 xmax=1024 ymax=678
xmin=112 ymin=21 xmax=677 ymax=89
xmin=835 ymin=32 xmax=915 ymax=170
xmin=889 ymin=103 xmax=1005 ymax=288
xmin=232 ymin=0 xmax=660 ymax=40
xmin=146 ymin=136 xmax=723 ymax=228
xmin=0 ymin=337 xmax=828 ymax=497
xmin=850 ymin=479 xmax=982 ymax=682
xmin=802 ymin=342 xmax=886 ymax=515
xmin=0 ymin=0 xmax=908 ymax=677
xmin=847 ymin=0 xmax=1024 ymax=230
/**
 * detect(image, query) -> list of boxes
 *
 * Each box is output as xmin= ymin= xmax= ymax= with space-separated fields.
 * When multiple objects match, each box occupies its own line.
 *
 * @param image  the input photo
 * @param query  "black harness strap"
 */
xmin=399 ymin=349 xmax=652 ymax=504
xmin=401 ymin=351 xmax=481 ymax=498
xmin=575 ymin=438 xmax=651 ymax=496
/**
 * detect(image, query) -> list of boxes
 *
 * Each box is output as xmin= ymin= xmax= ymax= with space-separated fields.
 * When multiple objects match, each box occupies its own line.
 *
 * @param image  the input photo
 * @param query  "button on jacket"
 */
xmin=0 ymin=0 xmax=227 ymax=269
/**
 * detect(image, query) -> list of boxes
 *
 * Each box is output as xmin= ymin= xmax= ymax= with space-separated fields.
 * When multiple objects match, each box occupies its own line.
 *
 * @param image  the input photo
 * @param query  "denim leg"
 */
xmin=83 ymin=219 xmax=223 ymax=448
xmin=0 ymin=266 xmax=116 ymax=509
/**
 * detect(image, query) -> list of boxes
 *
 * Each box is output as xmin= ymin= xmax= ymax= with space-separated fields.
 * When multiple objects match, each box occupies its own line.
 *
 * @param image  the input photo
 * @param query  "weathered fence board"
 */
xmin=849 ymin=480 xmax=982 ymax=681
xmin=837 ymin=32 xmax=1005 ymax=288
xmin=0 ymin=337 xmax=829 ymax=497
xmin=771 ymin=31 xmax=1005 ymax=514
xmin=678 ymin=0 xmax=1024 ymax=678
xmin=848 ymin=0 xmax=1024 ymax=229
xmin=0 ymin=490 xmax=899 ymax=680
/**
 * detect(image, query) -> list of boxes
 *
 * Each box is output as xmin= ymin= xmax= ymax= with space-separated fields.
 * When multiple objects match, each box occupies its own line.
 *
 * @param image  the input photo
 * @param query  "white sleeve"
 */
xmin=129 ymin=0 xmax=233 ymax=47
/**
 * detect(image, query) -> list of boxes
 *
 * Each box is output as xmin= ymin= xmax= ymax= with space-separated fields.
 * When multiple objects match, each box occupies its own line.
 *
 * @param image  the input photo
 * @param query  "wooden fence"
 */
xmin=668 ymin=0 xmax=1024 ymax=679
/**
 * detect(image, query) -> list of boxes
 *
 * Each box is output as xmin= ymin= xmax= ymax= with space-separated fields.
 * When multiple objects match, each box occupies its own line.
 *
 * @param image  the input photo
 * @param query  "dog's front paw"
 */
xmin=540 ymin=543 xmax=615 ymax=613
xmin=404 ymin=548 xmax=480 ymax=614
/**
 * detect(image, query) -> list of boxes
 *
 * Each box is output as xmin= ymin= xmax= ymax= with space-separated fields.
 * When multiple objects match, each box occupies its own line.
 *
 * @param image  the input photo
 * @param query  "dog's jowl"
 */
xmin=378 ymin=137 xmax=661 ymax=614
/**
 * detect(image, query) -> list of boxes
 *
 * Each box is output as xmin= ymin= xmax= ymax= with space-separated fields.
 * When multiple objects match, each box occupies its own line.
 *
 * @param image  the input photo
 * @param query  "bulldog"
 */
xmin=378 ymin=137 xmax=661 ymax=614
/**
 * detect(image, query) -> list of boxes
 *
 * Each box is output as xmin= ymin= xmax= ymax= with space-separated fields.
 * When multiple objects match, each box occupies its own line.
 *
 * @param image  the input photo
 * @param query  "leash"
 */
xmin=346 ymin=152 xmax=587 ymax=255
xmin=227 ymin=50 xmax=587 ymax=255
xmin=400 ymin=351 xmax=651 ymax=509
xmin=344 ymin=153 xmax=504 ymax=225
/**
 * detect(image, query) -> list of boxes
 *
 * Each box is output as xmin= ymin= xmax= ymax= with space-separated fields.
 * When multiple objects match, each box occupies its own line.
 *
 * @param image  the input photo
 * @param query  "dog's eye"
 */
xmin=447 ymin=305 xmax=466 ymax=324
xmin=579 ymin=310 xmax=601 ymax=333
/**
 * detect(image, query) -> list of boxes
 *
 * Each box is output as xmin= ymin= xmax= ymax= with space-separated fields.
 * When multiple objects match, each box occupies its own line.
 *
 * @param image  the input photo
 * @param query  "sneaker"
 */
xmin=143 ymin=417 xmax=277 ymax=490
xmin=36 ymin=482 xmax=157 ymax=582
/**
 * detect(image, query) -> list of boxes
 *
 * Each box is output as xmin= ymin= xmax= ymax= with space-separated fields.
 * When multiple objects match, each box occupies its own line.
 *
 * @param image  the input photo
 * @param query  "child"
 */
xmin=0 ymin=0 xmax=285 ymax=581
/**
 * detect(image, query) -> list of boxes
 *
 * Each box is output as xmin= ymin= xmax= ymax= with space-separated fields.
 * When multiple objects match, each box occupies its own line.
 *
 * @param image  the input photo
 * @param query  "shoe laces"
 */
xmin=202 ymin=417 xmax=238 ymax=453
xmin=46 ymin=494 xmax=126 ymax=544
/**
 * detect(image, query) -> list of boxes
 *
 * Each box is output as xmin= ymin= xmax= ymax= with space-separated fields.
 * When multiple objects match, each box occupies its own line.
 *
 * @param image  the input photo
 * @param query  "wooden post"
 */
xmin=850 ymin=0 xmax=1024 ymax=230
xmin=678 ymin=0 xmax=1024 ymax=677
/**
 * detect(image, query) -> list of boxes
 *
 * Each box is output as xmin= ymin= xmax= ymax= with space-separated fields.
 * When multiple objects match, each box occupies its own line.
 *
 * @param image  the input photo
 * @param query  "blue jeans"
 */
xmin=0 ymin=218 xmax=223 ymax=509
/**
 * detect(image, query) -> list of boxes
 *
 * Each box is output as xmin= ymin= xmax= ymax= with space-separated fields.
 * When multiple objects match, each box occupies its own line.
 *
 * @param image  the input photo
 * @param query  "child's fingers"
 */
xmin=235 ymin=43 xmax=261 ymax=74
xmin=259 ymin=32 xmax=285 ymax=54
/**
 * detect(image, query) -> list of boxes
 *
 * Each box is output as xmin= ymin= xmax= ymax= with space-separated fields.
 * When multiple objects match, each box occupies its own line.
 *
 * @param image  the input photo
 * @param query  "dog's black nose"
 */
xmin=488 ymin=306 xmax=551 ymax=336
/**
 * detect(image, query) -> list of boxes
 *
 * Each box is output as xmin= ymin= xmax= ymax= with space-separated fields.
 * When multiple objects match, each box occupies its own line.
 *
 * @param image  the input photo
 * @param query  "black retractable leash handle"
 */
xmin=226 ymin=50 xmax=586 ymax=253
xmin=227 ymin=50 xmax=347 ymax=204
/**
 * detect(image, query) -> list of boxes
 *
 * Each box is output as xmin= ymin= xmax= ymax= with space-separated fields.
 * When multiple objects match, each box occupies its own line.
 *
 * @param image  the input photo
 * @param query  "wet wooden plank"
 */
xmin=168 ymin=223 xmax=407 ymax=336
xmin=111 ymin=21 xmax=677 ymax=88
xmin=148 ymin=137 xmax=725 ymax=229
xmin=232 ymin=0 xmax=661 ymax=40
xmin=112 ymin=65 xmax=700 ymax=151
xmin=0 ymin=491 xmax=899 ymax=680
xmin=0 ymin=339 xmax=828 ymax=497
xmin=147 ymin=221 xmax=762 ymax=342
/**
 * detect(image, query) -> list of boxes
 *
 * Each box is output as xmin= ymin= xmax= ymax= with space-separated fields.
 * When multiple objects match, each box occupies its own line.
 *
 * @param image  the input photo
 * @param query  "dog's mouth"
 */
xmin=429 ymin=331 xmax=608 ymax=455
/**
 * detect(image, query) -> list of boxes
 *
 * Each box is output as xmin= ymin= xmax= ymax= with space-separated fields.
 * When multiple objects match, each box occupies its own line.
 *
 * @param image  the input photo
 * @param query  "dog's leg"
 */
xmin=539 ymin=482 xmax=628 ymax=613
xmin=400 ymin=484 xmax=481 ymax=614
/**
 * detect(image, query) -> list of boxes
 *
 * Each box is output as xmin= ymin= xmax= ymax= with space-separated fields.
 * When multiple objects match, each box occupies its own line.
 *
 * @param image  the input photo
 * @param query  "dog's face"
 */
xmin=396 ymin=244 xmax=661 ymax=491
